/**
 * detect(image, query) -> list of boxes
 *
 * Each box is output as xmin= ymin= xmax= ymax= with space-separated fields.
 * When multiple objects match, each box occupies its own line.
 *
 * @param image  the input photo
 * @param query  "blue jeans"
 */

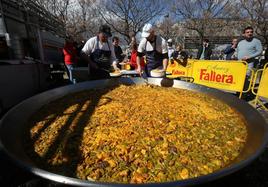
xmin=66 ymin=64 xmax=74 ymax=83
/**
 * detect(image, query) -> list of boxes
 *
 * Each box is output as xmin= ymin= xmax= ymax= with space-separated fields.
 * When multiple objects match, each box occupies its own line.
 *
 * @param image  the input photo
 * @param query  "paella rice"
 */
xmin=24 ymin=84 xmax=247 ymax=183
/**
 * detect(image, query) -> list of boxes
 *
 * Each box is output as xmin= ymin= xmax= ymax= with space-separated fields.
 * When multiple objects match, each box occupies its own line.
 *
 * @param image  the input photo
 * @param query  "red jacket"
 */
xmin=63 ymin=43 xmax=77 ymax=65
xmin=130 ymin=50 xmax=145 ymax=69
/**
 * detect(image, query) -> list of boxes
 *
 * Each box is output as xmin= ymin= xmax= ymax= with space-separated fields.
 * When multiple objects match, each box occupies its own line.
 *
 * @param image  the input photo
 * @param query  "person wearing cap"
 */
xmin=167 ymin=38 xmax=175 ymax=59
xmin=81 ymin=24 xmax=118 ymax=80
xmin=136 ymin=23 xmax=168 ymax=77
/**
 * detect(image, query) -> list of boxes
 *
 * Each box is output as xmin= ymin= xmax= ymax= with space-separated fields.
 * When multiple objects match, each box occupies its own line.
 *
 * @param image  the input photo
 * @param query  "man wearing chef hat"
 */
xmin=136 ymin=23 xmax=168 ymax=77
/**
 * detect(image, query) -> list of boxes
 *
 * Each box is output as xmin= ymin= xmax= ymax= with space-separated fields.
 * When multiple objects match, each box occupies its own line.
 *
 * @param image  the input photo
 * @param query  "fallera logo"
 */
xmin=199 ymin=69 xmax=233 ymax=84
xmin=172 ymin=70 xmax=186 ymax=75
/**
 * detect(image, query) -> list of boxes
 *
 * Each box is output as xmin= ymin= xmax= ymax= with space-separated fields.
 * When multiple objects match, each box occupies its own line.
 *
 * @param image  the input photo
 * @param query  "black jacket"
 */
xmin=197 ymin=45 xmax=212 ymax=60
xmin=114 ymin=45 xmax=124 ymax=62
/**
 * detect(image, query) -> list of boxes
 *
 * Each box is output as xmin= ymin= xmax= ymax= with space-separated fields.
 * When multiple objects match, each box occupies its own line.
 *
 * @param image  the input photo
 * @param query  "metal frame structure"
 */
xmin=0 ymin=0 xmax=66 ymax=115
xmin=0 ymin=0 xmax=65 ymax=62
xmin=0 ymin=0 xmax=65 ymax=37
xmin=252 ymin=63 xmax=268 ymax=111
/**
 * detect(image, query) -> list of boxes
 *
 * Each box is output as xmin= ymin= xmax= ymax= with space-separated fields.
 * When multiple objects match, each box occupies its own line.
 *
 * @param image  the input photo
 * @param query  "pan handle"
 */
xmin=174 ymin=76 xmax=194 ymax=83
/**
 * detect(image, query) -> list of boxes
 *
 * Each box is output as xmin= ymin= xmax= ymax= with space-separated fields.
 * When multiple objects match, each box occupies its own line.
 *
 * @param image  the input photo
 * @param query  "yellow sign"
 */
xmin=257 ymin=65 xmax=268 ymax=98
xmin=191 ymin=60 xmax=247 ymax=92
xmin=166 ymin=59 xmax=193 ymax=78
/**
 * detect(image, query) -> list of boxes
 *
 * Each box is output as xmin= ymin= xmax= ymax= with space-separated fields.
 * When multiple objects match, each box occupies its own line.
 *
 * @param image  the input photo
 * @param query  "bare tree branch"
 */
xmin=173 ymin=0 xmax=232 ymax=41
xmin=96 ymin=0 xmax=165 ymax=43
xmin=238 ymin=0 xmax=268 ymax=45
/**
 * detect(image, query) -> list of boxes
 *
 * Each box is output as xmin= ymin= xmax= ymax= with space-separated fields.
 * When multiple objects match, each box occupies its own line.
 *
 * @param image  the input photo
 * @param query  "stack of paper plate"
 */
xmin=150 ymin=69 xmax=165 ymax=77
xmin=109 ymin=70 xmax=122 ymax=77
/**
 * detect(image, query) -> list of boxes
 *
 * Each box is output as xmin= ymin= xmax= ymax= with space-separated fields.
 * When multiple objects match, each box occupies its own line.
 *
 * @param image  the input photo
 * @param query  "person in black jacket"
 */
xmin=112 ymin=36 xmax=125 ymax=63
xmin=197 ymin=39 xmax=212 ymax=60
xmin=224 ymin=38 xmax=238 ymax=60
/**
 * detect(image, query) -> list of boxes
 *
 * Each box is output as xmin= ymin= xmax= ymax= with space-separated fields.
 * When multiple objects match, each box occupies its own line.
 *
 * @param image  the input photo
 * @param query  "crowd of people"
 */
xmin=62 ymin=24 xmax=268 ymax=82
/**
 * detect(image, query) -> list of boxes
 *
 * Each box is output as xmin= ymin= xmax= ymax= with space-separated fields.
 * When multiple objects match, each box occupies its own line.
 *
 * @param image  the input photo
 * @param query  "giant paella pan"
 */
xmin=0 ymin=77 xmax=268 ymax=187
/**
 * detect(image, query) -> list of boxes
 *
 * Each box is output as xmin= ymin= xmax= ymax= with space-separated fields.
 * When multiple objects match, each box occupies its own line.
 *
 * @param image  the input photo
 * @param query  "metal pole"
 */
xmin=0 ymin=0 xmax=7 ymax=33
xmin=37 ymin=28 xmax=45 ymax=63
xmin=0 ymin=0 xmax=11 ymax=60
